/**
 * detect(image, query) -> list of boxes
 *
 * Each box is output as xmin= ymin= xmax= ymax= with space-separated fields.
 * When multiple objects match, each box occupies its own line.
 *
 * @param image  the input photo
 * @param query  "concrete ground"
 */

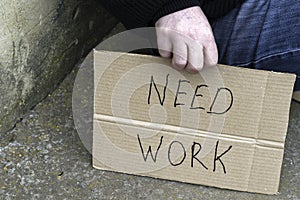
xmin=0 ymin=24 xmax=299 ymax=200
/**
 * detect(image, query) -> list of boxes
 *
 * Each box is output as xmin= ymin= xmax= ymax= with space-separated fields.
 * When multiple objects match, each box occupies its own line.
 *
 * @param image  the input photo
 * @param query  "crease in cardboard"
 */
xmin=94 ymin=113 xmax=284 ymax=149
xmin=245 ymin=72 xmax=269 ymax=191
xmin=257 ymin=72 xmax=270 ymax=140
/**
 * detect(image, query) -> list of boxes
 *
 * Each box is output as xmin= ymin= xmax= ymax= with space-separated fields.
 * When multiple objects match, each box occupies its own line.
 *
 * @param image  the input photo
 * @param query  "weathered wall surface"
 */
xmin=0 ymin=0 xmax=117 ymax=133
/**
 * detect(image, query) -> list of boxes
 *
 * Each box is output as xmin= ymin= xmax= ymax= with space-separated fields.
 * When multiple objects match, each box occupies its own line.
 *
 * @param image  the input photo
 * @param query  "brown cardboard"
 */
xmin=92 ymin=50 xmax=296 ymax=195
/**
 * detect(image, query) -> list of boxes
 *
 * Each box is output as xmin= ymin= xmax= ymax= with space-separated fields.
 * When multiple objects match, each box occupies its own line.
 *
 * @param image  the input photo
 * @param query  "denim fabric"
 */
xmin=212 ymin=0 xmax=300 ymax=90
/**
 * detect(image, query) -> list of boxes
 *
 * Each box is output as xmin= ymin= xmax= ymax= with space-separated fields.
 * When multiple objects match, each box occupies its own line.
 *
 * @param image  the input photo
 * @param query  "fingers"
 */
xmin=157 ymin=30 xmax=189 ymax=71
xmin=169 ymin=39 xmax=217 ymax=73
xmin=155 ymin=5 xmax=219 ymax=73
xmin=186 ymin=42 xmax=204 ymax=73
xmin=172 ymin=41 xmax=188 ymax=70
xmin=157 ymin=38 xmax=215 ymax=72
xmin=159 ymin=49 xmax=172 ymax=58
xmin=203 ymin=37 xmax=218 ymax=67
xmin=171 ymin=37 xmax=216 ymax=73
xmin=157 ymin=32 xmax=172 ymax=58
xmin=157 ymin=30 xmax=217 ymax=73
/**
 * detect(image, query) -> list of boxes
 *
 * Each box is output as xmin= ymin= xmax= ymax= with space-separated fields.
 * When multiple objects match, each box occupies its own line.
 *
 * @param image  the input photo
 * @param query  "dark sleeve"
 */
xmin=98 ymin=0 xmax=204 ymax=29
xmin=201 ymin=0 xmax=245 ymax=20
xmin=98 ymin=0 xmax=245 ymax=29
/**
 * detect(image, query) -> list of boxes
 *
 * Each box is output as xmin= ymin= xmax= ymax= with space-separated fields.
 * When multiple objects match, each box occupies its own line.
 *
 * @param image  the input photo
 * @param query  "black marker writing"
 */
xmin=137 ymin=134 xmax=163 ymax=162
xmin=148 ymin=74 xmax=169 ymax=105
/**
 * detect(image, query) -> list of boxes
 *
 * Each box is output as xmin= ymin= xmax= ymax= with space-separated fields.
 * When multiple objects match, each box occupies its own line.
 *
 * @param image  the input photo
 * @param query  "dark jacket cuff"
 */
xmin=99 ymin=0 xmax=173 ymax=29
xmin=153 ymin=0 xmax=204 ymax=24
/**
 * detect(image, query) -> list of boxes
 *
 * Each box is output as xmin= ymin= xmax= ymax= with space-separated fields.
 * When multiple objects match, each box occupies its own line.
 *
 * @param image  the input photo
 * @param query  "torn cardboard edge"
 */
xmin=92 ymin=50 xmax=296 ymax=195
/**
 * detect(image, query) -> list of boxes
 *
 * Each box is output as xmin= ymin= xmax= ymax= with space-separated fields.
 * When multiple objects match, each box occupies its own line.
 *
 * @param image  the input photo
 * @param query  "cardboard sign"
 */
xmin=92 ymin=50 xmax=295 ymax=194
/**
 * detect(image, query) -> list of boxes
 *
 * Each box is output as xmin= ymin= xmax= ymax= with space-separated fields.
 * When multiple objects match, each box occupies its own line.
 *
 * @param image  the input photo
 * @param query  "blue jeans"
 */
xmin=212 ymin=0 xmax=300 ymax=91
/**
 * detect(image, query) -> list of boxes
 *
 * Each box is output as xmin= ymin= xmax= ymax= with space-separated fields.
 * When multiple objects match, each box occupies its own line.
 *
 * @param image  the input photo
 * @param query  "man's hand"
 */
xmin=155 ymin=6 xmax=218 ymax=73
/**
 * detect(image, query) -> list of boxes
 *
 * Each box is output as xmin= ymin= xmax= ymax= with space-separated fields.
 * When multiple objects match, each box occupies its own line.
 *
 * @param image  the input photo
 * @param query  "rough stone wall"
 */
xmin=0 ymin=0 xmax=117 ymax=133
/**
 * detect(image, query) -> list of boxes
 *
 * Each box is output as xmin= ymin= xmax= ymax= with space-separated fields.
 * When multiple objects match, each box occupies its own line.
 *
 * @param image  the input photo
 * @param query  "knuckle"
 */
xmin=172 ymin=59 xmax=186 ymax=70
xmin=205 ymin=55 xmax=218 ymax=67
xmin=158 ymin=49 xmax=171 ymax=58
xmin=186 ymin=64 xmax=201 ymax=73
xmin=175 ymin=59 xmax=187 ymax=67
xmin=202 ymin=33 xmax=215 ymax=45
